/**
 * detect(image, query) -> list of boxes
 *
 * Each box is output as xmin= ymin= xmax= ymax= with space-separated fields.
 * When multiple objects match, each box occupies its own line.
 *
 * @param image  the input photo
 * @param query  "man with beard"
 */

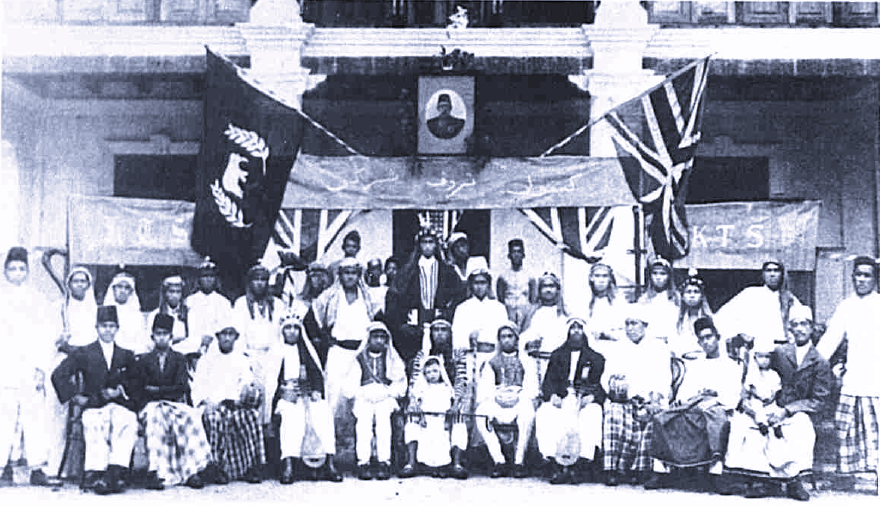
xmin=817 ymin=256 xmax=880 ymax=480
xmin=536 ymin=317 xmax=606 ymax=485
xmin=715 ymin=260 xmax=804 ymax=353
xmin=187 ymin=258 xmax=232 ymax=356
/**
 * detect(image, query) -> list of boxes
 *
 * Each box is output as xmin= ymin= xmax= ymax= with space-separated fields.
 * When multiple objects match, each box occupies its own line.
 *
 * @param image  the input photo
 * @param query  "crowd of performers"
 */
xmin=0 ymin=222 xmax=877 ymax=501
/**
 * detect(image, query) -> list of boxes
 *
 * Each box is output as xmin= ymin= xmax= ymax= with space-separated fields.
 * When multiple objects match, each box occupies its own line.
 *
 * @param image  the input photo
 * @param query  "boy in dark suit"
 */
xmin=51 ymin=306 xmax=138 ymax=495
xmin=131 ymin=314 xmax=211 ymax=490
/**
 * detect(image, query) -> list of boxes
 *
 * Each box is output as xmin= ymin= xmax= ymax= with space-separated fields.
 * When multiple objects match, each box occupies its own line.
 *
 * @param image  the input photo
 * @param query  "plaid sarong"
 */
xmin=202 ymin=404 xmax=266 ymax=481
xmin=603 ymin=400 xmax=654 ymax=473
xmin=140 ymin=401 xmax=212 ymax=486
xmin=835 ymin=394 xmax=879 ymax=473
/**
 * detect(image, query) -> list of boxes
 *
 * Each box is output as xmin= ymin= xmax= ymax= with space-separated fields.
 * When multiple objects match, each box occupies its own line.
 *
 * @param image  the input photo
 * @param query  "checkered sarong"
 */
xmin=140 ymin=401 xmax=212 ymax=486
xmin=202 ymin=404 xmax=266 ymax=481
xmin=603 ymin=400 xmax=654 ymax=473
xmin=835 ymin=394 xmax=879 ymax=473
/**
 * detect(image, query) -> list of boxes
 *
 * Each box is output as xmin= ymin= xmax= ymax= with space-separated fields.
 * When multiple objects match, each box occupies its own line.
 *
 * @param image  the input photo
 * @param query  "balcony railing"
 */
xmin=6 ymin=0 xmax=253 ymax=25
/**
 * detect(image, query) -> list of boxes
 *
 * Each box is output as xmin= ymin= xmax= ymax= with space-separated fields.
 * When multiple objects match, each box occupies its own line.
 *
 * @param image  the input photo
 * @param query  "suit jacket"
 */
xmin=129 ymin=349 xmax=190 ymax=411
xmin=541 ymin=343 xmax=606 ymax=404
xmin=51 ymin=340 xmax=137 ymax=411
xmin=771 ymin=343 xmax=832 ymax=422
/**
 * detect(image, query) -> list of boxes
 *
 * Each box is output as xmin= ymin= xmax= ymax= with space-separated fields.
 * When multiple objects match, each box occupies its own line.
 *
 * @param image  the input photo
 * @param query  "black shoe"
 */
xmin=0 ymin=464 xmax=13 ymax=485
xmin=185 ymin=474 xmax=204 ymax=489
xmin=358 ymin=464 xmax=373 ymax=480
xmin=398 ymin=464 xmax=416 ymax=478
xmin=643 ymin=473 xmax=666 ymax=490
xmin=550 ymin=466 xmax=571 ymax=485
xmin=744 ymin=481 xmax=769 ymax=499
xmin=489 ymin=463 xmax=507 ymax=478
xmin=214 ymin=468 xmax=230 ymax=485
xmin=323 ymin=459 xmax=343 ymax=483
xmin=143 ymin=471 xmax=165 ymax=491
xmin=605 ymin=471 xmax=620 ymax=487
xmin=375 ymin=462 xmax=391 ymax=481
xmin=93 ymin=479 xmax=114 ymax=495
xmin=773 ymin=426 xmax=784 ymax=439
xmin=787 ymin=479 xmax=810 ymax=502
xmin=280 ymin=458 xmax=295 ymax=485
xmin=712 ymin=474 xmax=735 ymax=495
xmin=243 ymin=466 xmax=262 ymax=484
xmin=81 ymin=470 xmax=102 ymax=490
xmin=513 ymin=464 xmax=528 ymax=479
xmin=450 ymin=463 xmax=468 ymax=480
xmin=29 ymin=469 xmax=53 ymax=487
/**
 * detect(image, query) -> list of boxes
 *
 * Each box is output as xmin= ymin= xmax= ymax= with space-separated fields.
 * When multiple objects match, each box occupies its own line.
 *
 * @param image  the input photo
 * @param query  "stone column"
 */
xmin=236 ymin=0 xmax=324 ymax=109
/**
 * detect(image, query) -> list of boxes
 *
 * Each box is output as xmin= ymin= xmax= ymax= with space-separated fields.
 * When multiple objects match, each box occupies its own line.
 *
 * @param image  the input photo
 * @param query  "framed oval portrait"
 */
xmin=418 ymin=76 xmax=474 ymax=155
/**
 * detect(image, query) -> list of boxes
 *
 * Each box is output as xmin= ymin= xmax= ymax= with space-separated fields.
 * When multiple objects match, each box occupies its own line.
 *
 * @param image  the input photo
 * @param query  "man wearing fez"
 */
xmin=496 ymin=239 xmax=537 ymax=329
xmin=130 ymin=314 xmax=211 ymax=490
xmin=387 ymin=224 xmax=465 ymax=370
xmin=536 ymin=317 xmax=606 ymax=485
xmin=817 ymin=256 xmax=880 ymax=479
xmin=52 ymin=306 xmax=138 ymax=495
xmin=427 ymin=93 xmax=465 ymax=139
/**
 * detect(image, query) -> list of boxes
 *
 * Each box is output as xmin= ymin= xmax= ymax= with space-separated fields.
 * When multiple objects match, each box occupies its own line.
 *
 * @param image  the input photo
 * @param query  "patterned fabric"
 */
xmin=140 ymin=401 xmax=211 ymax=486
xmin=835 ymin=394 xmax=879 ymax=473
xmin=201 ymin=404 xmax=266 ymax=481
xmin=358 ymin=350 xmax=388 ymax=386
xmin=603 ymin=400 xmax=654 ymax=473
xmin=488 ymin=354 xmax=525 ymax=387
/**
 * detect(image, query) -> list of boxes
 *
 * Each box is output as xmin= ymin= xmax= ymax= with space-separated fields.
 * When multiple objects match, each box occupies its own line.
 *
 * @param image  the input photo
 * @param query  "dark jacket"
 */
xmin=51 ymin=340 xmax=137 ymax=412
xmin=129 ymin=349 xmax=190 ymax=411
xmin=541 ymin=342 xmax=606 ymax=404
xmin=272 ymin=340 xmax=325 ymax=412
xmin=771 ymin=343 xmax=832 ymax=423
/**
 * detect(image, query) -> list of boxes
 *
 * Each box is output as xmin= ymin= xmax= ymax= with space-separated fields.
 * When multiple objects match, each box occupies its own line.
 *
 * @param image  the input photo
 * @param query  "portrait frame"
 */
xmin=418 ymin=76 xmax=475 ymax=155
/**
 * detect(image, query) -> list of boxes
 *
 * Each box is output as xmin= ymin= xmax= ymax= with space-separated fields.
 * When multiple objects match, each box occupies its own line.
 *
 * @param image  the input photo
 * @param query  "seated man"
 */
xmin=475 ymin=322 xmax=539 ymax=479
xmin=600 ymin=305 xmax=671 ymax=486
xmin=131 ymin=314 xmax=211 ymax=490
xmin=273 ymin=312 xmax=341 ymax=484
xmin=644 ymin=316 xmax=742 ymax=493
xmin=51 ymin=306 xmax=138 ymax=495
xmin=401 ymin=319 xmax=470 ymax=479
xmin=725 ymin=306 xmax=832 ymax=501
xmin=190 ymin=321 xmax=266 ymax=484
xmin=344 ymin=322 xmax=407 ymax=481
xmin=536 ymin=317 xmax=606 ymax=484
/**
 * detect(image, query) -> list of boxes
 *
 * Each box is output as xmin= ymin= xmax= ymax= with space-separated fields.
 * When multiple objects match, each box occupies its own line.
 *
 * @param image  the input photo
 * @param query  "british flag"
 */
xmin=520 ymin=206 xmax=618 ymax=262
xmin=603 ymin=56 xmax=710 ymax=260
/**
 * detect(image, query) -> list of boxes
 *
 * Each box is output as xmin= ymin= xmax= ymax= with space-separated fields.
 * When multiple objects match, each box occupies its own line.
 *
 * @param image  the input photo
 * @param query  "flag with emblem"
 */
xmin=191 ymin=49 xmax=306 ymax=294
xmin=602 ymin=56 xmax=710 ymax=260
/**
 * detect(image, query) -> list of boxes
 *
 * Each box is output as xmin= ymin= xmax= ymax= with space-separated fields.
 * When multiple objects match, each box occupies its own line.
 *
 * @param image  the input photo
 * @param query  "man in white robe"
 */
xmin=102 ymin=269 xmax=148 ymax=355
xmin=187 ymin=258 xmax=232 ymax=356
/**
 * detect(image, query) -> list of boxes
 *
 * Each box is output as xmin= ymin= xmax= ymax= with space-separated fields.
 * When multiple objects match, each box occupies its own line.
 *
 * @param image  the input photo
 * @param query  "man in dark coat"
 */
xmin=51 ymin=306 xmax=138 ymax=495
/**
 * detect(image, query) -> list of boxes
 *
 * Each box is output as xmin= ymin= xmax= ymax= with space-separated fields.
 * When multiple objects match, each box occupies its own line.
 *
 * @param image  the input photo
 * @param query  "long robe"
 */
xmin=231 ymin=294 xmax=284 ymax=425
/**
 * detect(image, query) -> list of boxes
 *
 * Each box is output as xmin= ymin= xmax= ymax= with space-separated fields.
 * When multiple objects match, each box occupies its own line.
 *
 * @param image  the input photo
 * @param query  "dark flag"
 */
xmin=603 ymin=56 xmax=710 ymax=260
xmin=192 ymin=48 xmax=305 ymax=296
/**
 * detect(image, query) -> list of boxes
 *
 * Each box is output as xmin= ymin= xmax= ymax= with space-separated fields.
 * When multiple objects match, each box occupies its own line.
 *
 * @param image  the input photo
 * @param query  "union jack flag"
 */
xmin=520 ymin=206 xmax=618 ymax=262
xmin=603 ymin=56 xmax=710 ymax=260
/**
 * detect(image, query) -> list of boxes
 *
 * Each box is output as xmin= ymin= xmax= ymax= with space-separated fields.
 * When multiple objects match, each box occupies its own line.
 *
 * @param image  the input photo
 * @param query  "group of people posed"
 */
xmin=0 ymin=222 xmax=877 ymax=502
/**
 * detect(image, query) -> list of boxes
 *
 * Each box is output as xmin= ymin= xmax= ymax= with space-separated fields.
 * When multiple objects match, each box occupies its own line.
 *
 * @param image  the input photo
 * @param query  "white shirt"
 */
xmin=676 ymin=354 xmax=742 ymax=408
xmin=232 ymin=295 xmax=284 ymax=353
xmin=568 ymin=351 xmax=581 ymax=384
xmin=332 ymin=292 xmax=372 ymax=342
xmin=638 ymin=294 xmax=679 ymax=343
xmin=601 ymin=337 xmax=671 ymax=405
xmin=520 ymin=306 xmax=567 ymax=354
xmin=191 ymin=348 xmax=254 ymax=406
xmin=795 ymin=343 xmax=810 ymax=369
xmin=817 ymin=291 xmax=880 ymax=396
xmin=188 ymin=291 xmax=231 ymax=343
xmin=451 ymin=296 xmax=509 ymax=351
xmin=715 ymin=286 xmax=802 ymax=349
xmin=99 ymin=339 xmax=115 ymax=369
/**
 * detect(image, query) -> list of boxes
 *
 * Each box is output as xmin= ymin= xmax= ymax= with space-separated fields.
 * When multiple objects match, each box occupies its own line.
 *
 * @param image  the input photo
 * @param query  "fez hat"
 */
xmin=693 ymin=316 xmax=717 ymax=336
xmin=152 ymin=313 xmax=174 ymax=333
xmin=4 ymin=246 xmax=28 ymax=267
xmin=437 ymin=94 xmax=452 ymax=105
xmin=96 ymin=305 xmax=118 ymax=324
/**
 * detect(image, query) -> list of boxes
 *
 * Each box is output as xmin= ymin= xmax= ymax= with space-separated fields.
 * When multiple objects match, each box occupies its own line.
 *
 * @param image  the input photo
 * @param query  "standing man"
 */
xmin=102 ymin=266 xmax=148 ymax=355
xmin=520 ymin=272 xmax=569 ymax=383
xmin=147 ymin=274 xmax=198 ymax=358
xmin=725 ymin=306 xmax=832 ymax=500
xmin=715 ymin=260 xmax=804 ymax=352
xmin=386 ymin=225 xmax=465 ymax=370
xmin=364 ymin=258 xmax=387 ymax=319
xmin=496 ymin=239 xmax=536 ymax=329
xmin=187 ymin=258 xmax=232 ymax=356
xmin=535 ymin=317 xmax=606 ymax=484
xmin=451 ymin=267 xmax=509 ymax=367
xmin=817 ymin=256 xmax=880 ymax=479
xmin=51 ymin=306 xmax=138 ymax=495
xmin=328 ymin=230 xmax=362 ymax=282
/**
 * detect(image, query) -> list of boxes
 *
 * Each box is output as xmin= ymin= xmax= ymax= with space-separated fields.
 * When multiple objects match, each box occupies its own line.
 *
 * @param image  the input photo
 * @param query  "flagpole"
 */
xmin=537 ymin=55 xmax=712 ymax=159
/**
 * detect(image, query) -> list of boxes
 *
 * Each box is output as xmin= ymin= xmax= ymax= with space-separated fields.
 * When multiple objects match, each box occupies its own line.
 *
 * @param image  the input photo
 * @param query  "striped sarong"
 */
xmin=202 ymin=404 xmax=266 ymax=481
xmin=140 ymin=401 xmax=212 ymax=486
xmin=836 ymin=394 xmax=879 ymax=473
xmin=603 ymin=400 xmax=654 ymax=473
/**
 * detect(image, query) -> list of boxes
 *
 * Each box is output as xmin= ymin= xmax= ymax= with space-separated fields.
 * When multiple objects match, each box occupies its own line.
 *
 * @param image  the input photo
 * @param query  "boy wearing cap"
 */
xmin=817 ymin=256 xmax=880 ymax=479
xmin=131 ymin=314 xmax=211 ymax=489
xmin=187 ymin=258 xmax=232 ymax=357
xmin=343 ymin=322 xmax=407 ymax=480
xmin=51 ymin=306 xmax=138 ymax=495
xmin=725 ymin=305 xmax=831 ymax=500
xmin=190 ymin=322 xmax=265 ymax=484
xmin=496 ymin=239 xmax=537 ymax=328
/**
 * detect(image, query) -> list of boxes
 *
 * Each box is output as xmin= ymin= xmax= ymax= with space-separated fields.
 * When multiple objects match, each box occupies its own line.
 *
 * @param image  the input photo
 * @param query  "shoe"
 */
xmin=0 ymin=465 xmax=13 ymax=487
xmin=375 ymin=462 xmax=391 ymax=481
xmin=489 ymin=462 xmax=507 ymax=478
xmin=81 ymin=470 xmax=102 ymax=490
xmin=744 ymin=481 xmax=769 ymax=499
xmin=550 ymin=466 xmax=571 ymax=485
xmin=280 ymin=458 xmax=295 ymax=485
xmin=605 ymin=471 xmax=620 ymax=487
xmin=323 ymin=459 xmax=343 ymax=483
xmin=244 ymin=467 xmax=262 ymax=484
xmin=143 ymin=471 xmax=165 ymax=491
xmin=398 ymin=464 xmax=416 ymax=479
xmin=357 ymin=464 xmax=373 ymax=481
xmin=712 ymin=474 xmax=735 ymax=495
xmin=29 ymin=469 xmax=53 ymax=487
xmin=643 ymin=473 xmax=666 ymax=490
xmin=773 ymin=426 xmax=784 ymax=439
xmin=93 ymin=479 xmax=114 ymax=495
xmin=214 ymin=468 xmax=230 ymax=485
xmin=512 ymin=464 xmax=528 ymax=479
xmin=185 ymin=474 xmax=204 ymax=489
xmin=450 ymin=463 xmax=468 ymax=480
xmin=787 ymin=479 xmax=810 ymax=502
xmin=435 ymin=467 xmax=448 ymax=479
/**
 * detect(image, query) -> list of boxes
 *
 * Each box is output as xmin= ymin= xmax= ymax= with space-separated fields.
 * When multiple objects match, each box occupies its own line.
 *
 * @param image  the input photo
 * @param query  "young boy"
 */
xmin=273 ymin=313 xmax=341 ymax=484
xmin=741 ymin=342 xmax=783 ymax=437
xmin=344 ymin=322 xmax=407 ymax=480
xmin=131 ymin=314 xmax=211 ymax=489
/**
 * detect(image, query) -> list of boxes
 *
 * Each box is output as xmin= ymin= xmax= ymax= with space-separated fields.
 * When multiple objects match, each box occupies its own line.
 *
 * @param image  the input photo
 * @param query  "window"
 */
xmin=687 ymin=157 xmax=770 ymax=204
xmin=114 ymin=155 xmax=197 ymax=201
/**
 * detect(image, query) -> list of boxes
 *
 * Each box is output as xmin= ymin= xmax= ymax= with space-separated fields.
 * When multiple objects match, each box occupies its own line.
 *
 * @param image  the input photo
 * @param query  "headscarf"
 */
xmin=676 ymin=268 xmax=713 ymax=335
xmin=244 ymin=264 xmax=275 ymax=321
xmin=588 ymin=263 xmax=618 ymax=317
xmin=412 ymin=354 xmax=454 ymax=399
xmin=641 ymin=257 xmax=680 ymax=305
xmin=312 ymin=263 xmax=379 ymax=330
xmin=536 ymin=271 xmax=569 ymax=318
xmin=278 ymin=311 xmax=324 ymax=380
xmin=64 ymin=266 xmax=98 ymax=347
xmin=103 ymin=270 xmax=146 ymax=353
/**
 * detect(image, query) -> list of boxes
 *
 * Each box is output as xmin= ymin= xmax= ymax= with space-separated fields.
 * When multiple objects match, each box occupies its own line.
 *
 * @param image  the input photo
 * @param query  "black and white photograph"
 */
xmin=0 ymin=1 xmax=878 ymax=504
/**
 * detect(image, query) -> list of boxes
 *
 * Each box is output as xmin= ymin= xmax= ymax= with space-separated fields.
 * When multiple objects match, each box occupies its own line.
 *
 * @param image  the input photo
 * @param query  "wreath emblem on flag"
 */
xmin=211 ymin=124 xmax=270 ymax=228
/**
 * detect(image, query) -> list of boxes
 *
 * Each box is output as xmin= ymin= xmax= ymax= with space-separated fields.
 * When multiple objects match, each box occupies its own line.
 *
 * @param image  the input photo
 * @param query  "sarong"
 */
xmin=202 ymin=404 xmax=266 ymax=481
xmin=140 ymin=401 xmax=211 ymax=486
xmin=603 ymin=400 xmax=653 ymax=473
xmin=835 ymin=394 xmax=879 ymax=473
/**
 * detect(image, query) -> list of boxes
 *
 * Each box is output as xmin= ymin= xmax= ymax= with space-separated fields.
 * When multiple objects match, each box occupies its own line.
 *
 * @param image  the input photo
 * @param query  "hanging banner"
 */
xmin=679 ymin=201 xmax=821 ymax=271
xmin=68 ymin=195 xmax=202 ymax=266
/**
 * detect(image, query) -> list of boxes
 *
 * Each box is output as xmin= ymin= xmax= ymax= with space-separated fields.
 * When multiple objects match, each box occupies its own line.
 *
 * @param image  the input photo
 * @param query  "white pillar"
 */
xmin=236 ymin=0 xmax=324 ymax=109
